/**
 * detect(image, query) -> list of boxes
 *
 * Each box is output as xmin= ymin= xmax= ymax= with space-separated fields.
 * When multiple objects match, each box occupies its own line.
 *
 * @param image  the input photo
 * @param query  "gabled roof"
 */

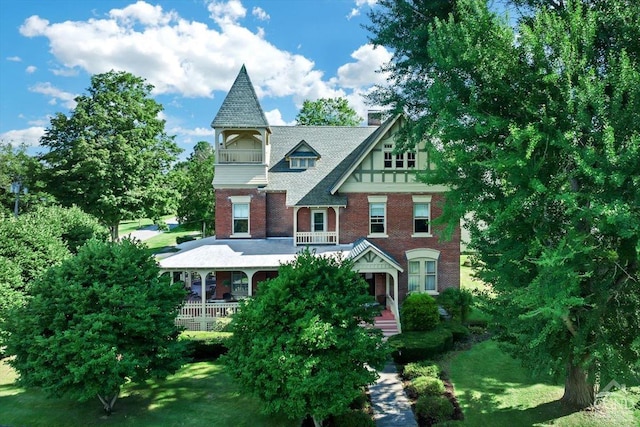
xmin=349 ymin=238 xmax=404 ymax=272
xmin=211 ymin=65 xmax=270 ymax=130
xmin=265 ymin=126 xmax=378 ymax=206
xmin=285 ymin=140 xmax=321 ymax=159
xmin=329 ymin=114 xmax=402 ymax=194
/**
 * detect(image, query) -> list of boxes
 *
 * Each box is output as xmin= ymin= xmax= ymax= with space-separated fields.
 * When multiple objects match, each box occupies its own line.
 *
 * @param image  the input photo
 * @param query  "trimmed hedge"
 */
xmin=387 ymin=326 xmax=454 ymax=364
xmin=179 ymin=331 xmax=232 ymax=361
xmin=442 ymin=321 xmax=470 ymax=342
xmin=176 ymin=235 xmax=198 ymax=244
xmin=403 ymin=361 xmax=441 ymax=380
xmin=415 ymin=395 xmax=455 ymax=425
xmin=400 ymin=293 xmax=440 ymax=332
xmin=409 ymin=376 xmax=446 ymax=396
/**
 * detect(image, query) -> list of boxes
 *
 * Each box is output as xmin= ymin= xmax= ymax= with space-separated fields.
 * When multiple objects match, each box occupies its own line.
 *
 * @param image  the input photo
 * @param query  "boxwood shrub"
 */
xmin=442 ymin=321 xmax=470 ymax=342
xmin=415 ymin=395 xmax=455 ymax=425
xmin=180 ymin=331 xmax=232 ymax=361
xmin=400 ymin=293 xmax=440 ymax=332
xmin=402 ymin=361 xmax=441 ymax=380
xmin=387 ymin=326 xmax=454 ymax=364
xmin=409 ymin=376 xmax=446 ymax=396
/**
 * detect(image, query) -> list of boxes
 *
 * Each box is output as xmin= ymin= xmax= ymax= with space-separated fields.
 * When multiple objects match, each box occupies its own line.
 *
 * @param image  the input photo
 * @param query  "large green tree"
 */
xmin=173 ymin=141 xmax=215 ymax=236
xmin=295 ymin=97 xmax=363 ymax=126
xmin=223 ymin=250 xmax=387 ymax=426
xmin=39 ymin=70 xmax=181 ymax=240
xmin=5 ymin=238 xmax=186 ymax=414
xmin=368 ymin=0 xmax=640 ymax=408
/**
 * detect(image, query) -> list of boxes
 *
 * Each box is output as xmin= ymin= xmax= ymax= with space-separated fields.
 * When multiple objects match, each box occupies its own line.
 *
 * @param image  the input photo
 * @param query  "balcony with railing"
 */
xmin=217 ymin=149 xmax=263 ymax=163
xmin=295 ymin=231 xmax=338 ymax=245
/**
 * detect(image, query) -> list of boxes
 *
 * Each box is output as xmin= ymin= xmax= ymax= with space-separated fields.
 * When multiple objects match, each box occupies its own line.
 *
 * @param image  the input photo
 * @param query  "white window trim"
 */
xmin=406 ymin=248 xmax=440 ymax=295
xmin=412 ymin=195 xmax=433 ymax=238
xmin=311 ymin=209 xmax=327 ymax=232
xmin=230 ymin=195 xmax=251 ymax=238
xmin=368 ymin=195 xmax=388 ymax=238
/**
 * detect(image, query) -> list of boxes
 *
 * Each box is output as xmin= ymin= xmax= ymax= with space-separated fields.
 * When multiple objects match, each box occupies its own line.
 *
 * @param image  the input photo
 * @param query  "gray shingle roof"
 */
xmin=211 ymin=65 xmax=270 ymax=129
xmin=266 ymin=126 xmax=378 ymax=206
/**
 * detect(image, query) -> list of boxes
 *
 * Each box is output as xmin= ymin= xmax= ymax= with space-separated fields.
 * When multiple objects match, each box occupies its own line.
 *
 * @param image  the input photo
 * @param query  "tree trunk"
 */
xmin=312 ymin=416 xmax=322 ymax=427
xmin=562 ymin=363 xmax=596 ymax=409
xmin=109 ymin=223 xmax=119 ymax=241
xmin=97 ymin=392 xmax=119 ymax=414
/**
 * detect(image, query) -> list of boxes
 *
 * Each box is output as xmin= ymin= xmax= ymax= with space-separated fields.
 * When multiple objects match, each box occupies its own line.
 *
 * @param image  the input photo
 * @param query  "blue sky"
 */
xmin=0 ymin=0 xmax=388 ymax=157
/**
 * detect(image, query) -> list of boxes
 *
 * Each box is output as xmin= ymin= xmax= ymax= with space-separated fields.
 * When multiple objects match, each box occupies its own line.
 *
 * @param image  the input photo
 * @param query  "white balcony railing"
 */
xmin=217 ymin=149 xmax=263 ymax=163
xmin=295 ymin=231 xmax=337 ymax=245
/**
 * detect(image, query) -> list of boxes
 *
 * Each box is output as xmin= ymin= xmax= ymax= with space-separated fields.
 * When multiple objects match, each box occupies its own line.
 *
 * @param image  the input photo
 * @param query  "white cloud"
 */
xmin=25 ymin=65 xmax=37 ymax=74
xmin=109 ymin=1 xmax=178 ymax=26
xmin=208 ymin=0 xmax=246 ymax=25
xmin=252 ymin=7 xmax=270 ymax=21
xmin=348 ymin=0 xmax=378 ymax=19
xmin=265 ymin=109 xmax=295 ymax=126
xmin=7 ymin=56 xmax=22 ymax=62
xmin=170 ymin=126 xmax=214 ymax=137
xmin=0 ymin=127 xmax=46 ymax=147
xmin=50 ymin=67 xmax=79 ymax=76
xmin=29 ymin=82 xmax=77 ymax=109
xmin=333 ymin=44 xmax=391 ymax=89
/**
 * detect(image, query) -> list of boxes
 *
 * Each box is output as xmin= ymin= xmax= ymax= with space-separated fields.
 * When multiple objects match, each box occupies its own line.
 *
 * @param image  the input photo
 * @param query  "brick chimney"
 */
xmin=367 ymin=110 xmax=382 ymax=126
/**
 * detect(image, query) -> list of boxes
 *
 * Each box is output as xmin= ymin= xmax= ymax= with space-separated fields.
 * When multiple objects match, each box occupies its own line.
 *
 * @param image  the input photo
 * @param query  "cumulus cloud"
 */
xmin=26 ymin=65 xmax=37 ymax=74
xmin=252 ymin=7 xmax=270 ymax=21
xmin=333 ymin=44 xmax=391 ymax=88
xmin=347 ymin=0 xmax=378 ymax=19
xmin=265 ymin=109 xmax=295 ymax=126
xmin=208 ymin=0 xmax=246 ymax=25
xmin=0 ymin=127 xmax=46 ymax=147
xmin=29 ymin=82 xmax=77 ymax=109
xmin=7 ymin=56 xmax=22 ymax=62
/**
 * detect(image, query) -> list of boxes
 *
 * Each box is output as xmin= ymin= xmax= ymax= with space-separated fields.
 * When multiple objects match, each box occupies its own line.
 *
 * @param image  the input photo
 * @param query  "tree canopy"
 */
xmin=172 ymin=141 xmax=215 ymax=235
xmin=368 ymin=0 xmax=640 ymax=408
xmin=295 ymin=97 xmax=363 ymax=126
xmin=5 ymin=238 xmax=187 ymax=414
xmin=0 ymin=143 xmax=51 ymax=217
xmin=39 ymin=70 xmax=181 ymax=240
xmin=223 ymin=250 xmax=388 ymax=426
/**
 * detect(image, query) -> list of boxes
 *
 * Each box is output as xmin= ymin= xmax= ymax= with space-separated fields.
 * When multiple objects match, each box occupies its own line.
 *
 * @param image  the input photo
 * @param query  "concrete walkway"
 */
xmin=370 ymin=362 xmax=418 ymax=427
xmin=125 ymin=217 xmax=178 ymax=241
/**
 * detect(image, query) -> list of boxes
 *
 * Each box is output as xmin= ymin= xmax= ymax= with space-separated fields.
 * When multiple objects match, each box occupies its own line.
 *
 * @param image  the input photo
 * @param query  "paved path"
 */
xmin=370 ymin=362 xmax=418 ymax=427
xmin=125 ymin=217 xmax=178 ymax=241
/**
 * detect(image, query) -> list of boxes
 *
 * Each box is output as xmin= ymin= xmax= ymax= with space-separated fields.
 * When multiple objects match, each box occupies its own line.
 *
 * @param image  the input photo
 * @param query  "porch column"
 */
xmin=293 ymin=207 xmax=300 ymax=246
xmin=244 ymin=270 xmax=256 ymax=297
xmin=334 ymin=206 xmax=340 ymax=244
xmin=391 ymin=270 xmax=400 ymax=332
xmin=195 ymin=269 xmax=211 ymax=330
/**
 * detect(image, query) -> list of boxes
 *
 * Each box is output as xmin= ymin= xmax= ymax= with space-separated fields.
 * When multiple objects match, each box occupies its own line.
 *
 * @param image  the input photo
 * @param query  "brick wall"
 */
xmin=266 ymin=192 xmax=292 ymax=237
xmin=340 ymin=192 xmax=460 ymax=297
xmin=215 ymin=188 xmax=266 ymax=239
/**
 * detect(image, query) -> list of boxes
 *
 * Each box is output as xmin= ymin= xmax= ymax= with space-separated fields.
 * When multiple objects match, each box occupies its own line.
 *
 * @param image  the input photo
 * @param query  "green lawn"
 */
xmin=447 ymin=340 xmax=640 ymax=427
xmin=143 ymin=225 xmax=201 ymax=253
xmin=0 ymin=358 xmax=298 ymax=427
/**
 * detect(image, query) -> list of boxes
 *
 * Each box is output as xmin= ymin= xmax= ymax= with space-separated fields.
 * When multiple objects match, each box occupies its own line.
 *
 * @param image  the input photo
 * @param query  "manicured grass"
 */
xmin=460 ymin=254 xmax=491 ymax=294
xmin=143 ymin=225 xmax=200 ymax=253
xmin=447 ymin=340 xmax=640 ymax=426
xmin=0 ymin=358 xmax=298 ymax=427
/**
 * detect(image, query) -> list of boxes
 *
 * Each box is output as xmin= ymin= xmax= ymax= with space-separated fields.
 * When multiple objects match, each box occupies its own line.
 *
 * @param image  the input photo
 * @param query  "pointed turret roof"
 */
xmin=211 ymin=65 xmax=270 ymax=129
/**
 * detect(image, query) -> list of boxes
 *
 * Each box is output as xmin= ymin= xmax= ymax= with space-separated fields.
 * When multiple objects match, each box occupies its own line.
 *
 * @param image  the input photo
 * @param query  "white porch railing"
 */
xmin=176 ymin=301 xmax=241 ymax=331
xmin=386 ymin=294 xmax=401 ymax=333
xmin=295 ymin=231 xmax=337 ymax=245
xmin=217 ymin=149 xmax=262 ymax=163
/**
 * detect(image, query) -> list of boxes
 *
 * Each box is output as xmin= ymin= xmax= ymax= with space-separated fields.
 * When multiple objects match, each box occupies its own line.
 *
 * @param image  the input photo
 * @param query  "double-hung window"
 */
xmin=406 ymin=248 xmax=440 ymax=294
xmin=229 ymin=195 xmax=251 ymax=237
xmin=368 ymin=196 xmax=387 ymax=237
xmin=412 ymin=195 xmax=432 ymax=237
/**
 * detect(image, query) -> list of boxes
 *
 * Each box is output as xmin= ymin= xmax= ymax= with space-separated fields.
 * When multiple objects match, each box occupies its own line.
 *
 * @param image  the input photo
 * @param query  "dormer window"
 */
xmin=290 ymin=157 xmax=316 ymax=169
xmin=285 ymin=139 xmax=320 ymax=171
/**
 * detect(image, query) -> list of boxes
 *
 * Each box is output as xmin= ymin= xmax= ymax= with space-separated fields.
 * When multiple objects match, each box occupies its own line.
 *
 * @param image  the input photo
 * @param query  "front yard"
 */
xmin=0 ymin=358 xmax=297 ymax=427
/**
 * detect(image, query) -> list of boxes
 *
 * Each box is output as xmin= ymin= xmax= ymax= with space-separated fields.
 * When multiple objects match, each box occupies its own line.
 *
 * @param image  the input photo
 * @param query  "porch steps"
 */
xmin=374 ymin=310 xmax=399 ymax=338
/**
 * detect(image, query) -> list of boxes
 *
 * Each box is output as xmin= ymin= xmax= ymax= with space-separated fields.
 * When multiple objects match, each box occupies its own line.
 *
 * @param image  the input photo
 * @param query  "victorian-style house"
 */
xmin=159 ymin=65 xmax=460 ymax=334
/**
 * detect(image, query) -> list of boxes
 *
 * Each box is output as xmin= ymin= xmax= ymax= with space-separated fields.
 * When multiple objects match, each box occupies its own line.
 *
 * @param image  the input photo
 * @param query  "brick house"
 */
xmin=159 ymin=65 xmax=460 ymax=332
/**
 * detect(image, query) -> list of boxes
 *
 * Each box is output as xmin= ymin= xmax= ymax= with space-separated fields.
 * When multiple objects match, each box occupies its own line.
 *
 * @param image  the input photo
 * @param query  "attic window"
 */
xmin=290 ymin=157 xmax=316 ymax=169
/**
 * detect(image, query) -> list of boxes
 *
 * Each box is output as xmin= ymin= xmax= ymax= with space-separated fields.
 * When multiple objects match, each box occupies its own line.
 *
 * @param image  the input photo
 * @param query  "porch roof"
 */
xmin=158 ymin=237 xmax=353 ymax=271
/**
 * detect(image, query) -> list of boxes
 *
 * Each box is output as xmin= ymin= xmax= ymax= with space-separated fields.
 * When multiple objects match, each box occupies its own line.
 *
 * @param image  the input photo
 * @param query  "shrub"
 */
xmin=176 ymin=235 xmax=198 ymax=244
xmin=330 ymin=411 xmax=375 ymax=427
xmin=415 ymin=395 xmax=454 ymax=424
xmin=468 ymin=325 xmax=487 ymax=335
xmin=410 ymin=376 xmax=446 ymax=396
xmin=401 ymin=293 xmax=440 ymax=332
xmin=437 ymin=288 xmax=473 ymax=323
xmin=180 ymin=331 xmax=232 ymax=361
xmin=442 ymin=321 xmax=470 ymax=342
xmin=209 ymin=317 xmax=233 ymax=332
xmin=403 ymin=361 xmax=441 ymax=380
xmin=387 ymin=326 xmax=454 ymax=364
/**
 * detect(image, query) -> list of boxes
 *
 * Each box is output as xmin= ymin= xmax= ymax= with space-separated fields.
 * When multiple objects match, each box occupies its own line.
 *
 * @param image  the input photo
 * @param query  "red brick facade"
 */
xmin=215 ymin=189 xmax=460 ymax=302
